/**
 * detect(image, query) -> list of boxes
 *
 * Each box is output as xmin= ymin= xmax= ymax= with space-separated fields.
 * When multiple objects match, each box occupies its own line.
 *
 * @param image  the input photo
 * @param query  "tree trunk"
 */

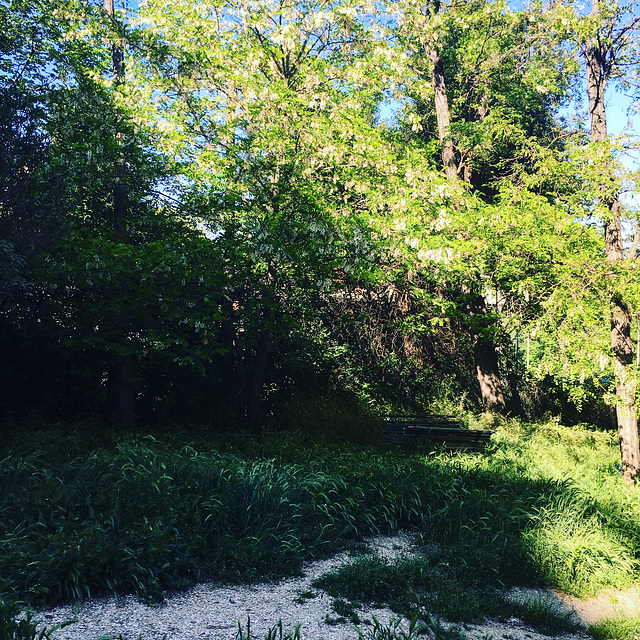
xmin=223 ymin=299 xmax=249 ymax=403
xmin=114 ymin=352 xmax=135 ymax=429
xmin=585 ymin=0 xmax=639 ymax=487
xmin=612 ymin=305 xmax=640 ymax=486
xmin=428 ymin=47 xmax=458 ymax=181
xmin=468 ymin=294 xmax=506 ymax=414
xmin=475 ymin=340 xmax=506 ymax=415
xmin=106 ymin=0 xmax=134 ymax=428
xmin=247 ymin=329 xmax=269 ymax=436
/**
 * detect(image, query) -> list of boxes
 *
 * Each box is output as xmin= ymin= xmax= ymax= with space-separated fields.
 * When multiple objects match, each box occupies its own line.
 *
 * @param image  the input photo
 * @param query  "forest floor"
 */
xmin=36 ymin=532 xmax=640 ymax=640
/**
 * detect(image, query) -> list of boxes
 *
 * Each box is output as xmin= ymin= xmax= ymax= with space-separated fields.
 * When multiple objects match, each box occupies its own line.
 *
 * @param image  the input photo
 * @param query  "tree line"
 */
xmin=1 ymin=0 xmax=639 ymax=483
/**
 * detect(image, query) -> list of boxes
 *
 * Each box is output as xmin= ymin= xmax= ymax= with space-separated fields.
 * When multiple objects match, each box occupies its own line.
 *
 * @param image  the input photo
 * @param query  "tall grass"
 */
xmin=0 ymin=417 xmax=639 ymax=615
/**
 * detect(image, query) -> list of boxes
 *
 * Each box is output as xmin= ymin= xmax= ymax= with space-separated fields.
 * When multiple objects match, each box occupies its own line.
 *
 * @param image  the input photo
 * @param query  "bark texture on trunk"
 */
xmin=613 ymin=315 xmax=640 ymax=486
xmin=428 ymin=48 xmax=458 ymax=181
xmin=468 ymin=294 xmax=506 ymax=414
xmin=585 ymin=0 xmax=639 ymax=487
xmin=475 ymin=341 xmax=506 ymax=415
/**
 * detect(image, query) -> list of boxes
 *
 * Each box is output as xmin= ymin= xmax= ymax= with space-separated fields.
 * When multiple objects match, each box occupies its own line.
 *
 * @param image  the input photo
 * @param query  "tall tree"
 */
xmin=390 ymin=0 xmax=546 ymax=413
xmin=105 ymin=0 xmax=127 ymax=240
xmin=104 ymin=0 xmax=136 ymax=429
xmin=129 ymin=0 xmax=396 ymax=433
xmin=579 ymin=0 xmax=640 ymax=486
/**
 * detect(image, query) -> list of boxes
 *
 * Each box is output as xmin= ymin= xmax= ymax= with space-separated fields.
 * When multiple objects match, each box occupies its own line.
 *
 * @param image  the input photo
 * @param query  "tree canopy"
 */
xmin=1 ymin=0 xmax=640 ymax=478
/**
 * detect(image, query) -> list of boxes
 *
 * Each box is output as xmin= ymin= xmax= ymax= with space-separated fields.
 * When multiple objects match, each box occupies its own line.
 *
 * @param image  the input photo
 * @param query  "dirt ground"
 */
xmin=556 ymin=585 xmax=640 ymax=626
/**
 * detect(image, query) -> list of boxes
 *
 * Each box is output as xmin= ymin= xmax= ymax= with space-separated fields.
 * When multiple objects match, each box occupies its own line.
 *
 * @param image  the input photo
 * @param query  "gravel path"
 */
xmin=34 ymin=534 xmax=595 ymax=640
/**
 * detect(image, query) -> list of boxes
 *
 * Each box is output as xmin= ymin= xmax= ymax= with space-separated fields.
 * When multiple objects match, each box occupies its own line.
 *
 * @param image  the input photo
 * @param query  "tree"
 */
xmin=0 ymin=0 xmax=82 ymax=303
xmin=569 ymin=0 xmax=640 ymax=486
xmin=104 ymin=0 xmax=136 ymax=428
xmin=386 ymin=0 xmax=573 ymax=413
xmin=127 ymin=0 xmax=405 ymax=433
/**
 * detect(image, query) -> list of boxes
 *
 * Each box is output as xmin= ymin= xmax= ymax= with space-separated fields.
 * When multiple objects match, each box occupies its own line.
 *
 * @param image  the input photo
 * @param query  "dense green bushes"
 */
xmin=0 ymin=419 xmax=638 ymax=613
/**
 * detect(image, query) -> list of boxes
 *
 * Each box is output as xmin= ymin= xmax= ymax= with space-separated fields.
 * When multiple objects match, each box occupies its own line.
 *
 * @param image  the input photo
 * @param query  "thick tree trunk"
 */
xmin=468 ymin=294 xmax=506 ymax=414
xmin=612 ymin=306 xmax=640 ymax=486
xmin=585 ymin=0 xmax=639 ymax=487
xmin=475 ymin=340 xmax=506 ymax=415
xmin=428 ymin=48 xmax=458 ymax=181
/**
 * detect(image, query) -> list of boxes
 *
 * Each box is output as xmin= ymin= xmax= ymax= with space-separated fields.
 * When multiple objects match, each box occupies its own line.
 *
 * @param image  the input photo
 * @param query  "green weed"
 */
xmin=1 ymin=416 xmax=640 ymax=621
xmin=293 ymin=590 xmax=318 ymax=605
xmin=506 ymin=592 xmax=582 ymax=635
xmin=589 ymin=612 xmax=640 ymax=640
xmin=331 ymin=598 xmax=361 ymax=624
xmin=354 ymin=615 xmax=464 ymax=640
xmin=236 ymin=617 xmax=302 ymax=640
xmin=313 ymin=553 xmax=506 ymax=623
xmin=523 ymin=510 xmax=637 ymax=596
xmin=0 ymin=596 xmax=76 ymax=640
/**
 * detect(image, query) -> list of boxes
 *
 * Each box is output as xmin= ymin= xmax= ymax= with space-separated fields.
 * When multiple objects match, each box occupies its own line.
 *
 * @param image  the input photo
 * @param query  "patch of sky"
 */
xmin=377 ymin=96 xmax=405 ymax=125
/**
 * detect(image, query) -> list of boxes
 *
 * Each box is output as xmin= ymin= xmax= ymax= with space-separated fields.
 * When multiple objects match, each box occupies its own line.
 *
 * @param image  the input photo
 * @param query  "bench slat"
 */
xmin=382 ymin=414 xmax=492 ymax=452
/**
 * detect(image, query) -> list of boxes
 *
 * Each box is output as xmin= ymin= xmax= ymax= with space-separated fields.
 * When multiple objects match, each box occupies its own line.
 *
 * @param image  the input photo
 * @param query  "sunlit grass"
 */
xmin=590 ymin=612 xmax=640 ymax=640
xmin=0 ymin=415 xmax=639 ymax=625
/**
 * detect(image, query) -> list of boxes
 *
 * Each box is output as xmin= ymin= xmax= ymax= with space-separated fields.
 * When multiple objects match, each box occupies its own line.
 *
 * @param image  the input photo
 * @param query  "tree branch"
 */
xmin=628 ymin=227 xmax=640 ymax=261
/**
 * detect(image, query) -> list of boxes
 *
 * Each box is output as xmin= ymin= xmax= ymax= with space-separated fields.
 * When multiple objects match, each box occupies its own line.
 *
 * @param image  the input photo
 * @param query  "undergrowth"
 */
xmin=590 ymin=612 xmax=640 ymax=640
xmin=0 ymin=596 xmax=76 ymax=640
xmin=0 ymin=416 xmax=638 ymax=623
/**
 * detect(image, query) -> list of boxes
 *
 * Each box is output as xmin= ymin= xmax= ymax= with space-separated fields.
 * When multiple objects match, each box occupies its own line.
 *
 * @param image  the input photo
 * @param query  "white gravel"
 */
xmin=33 ymin=533 xmax=592 ymax=640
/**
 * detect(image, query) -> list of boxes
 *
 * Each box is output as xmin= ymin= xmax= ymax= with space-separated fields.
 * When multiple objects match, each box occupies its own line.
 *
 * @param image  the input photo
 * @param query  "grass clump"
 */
xmin=523 ymin=510 xmax=637 ymax=596
xmin=313 ymin=554 xmax=414 ymax=610
xmin=590 ymin=613 xmax=640 ymax=640
xmin=313 ymin=552 xmax=506 ymax=624
xmin=330 ymin=597 xmax=361 ymax=624
xmin=236 ymin=618 xmax=302 ymax=640
xmin=507 ymin=592 xmax=583 ymax=636
xmin=354 ymin=615 xmax=462 ymax=640
xmin=0 ymin=595 xmax=76 ymax=640
xmin=0 ymin=426 xmax=450 ymax=605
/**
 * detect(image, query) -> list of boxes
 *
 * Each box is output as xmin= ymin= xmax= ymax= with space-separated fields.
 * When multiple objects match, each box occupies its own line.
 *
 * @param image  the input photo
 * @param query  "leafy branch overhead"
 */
xmin=1 ymin=0 xmax=640 ymax=471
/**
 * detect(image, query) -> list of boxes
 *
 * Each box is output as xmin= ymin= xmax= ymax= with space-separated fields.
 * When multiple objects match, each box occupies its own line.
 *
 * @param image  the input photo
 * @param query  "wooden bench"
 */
xmin=382 ymin=414 xmax=493 ymax=453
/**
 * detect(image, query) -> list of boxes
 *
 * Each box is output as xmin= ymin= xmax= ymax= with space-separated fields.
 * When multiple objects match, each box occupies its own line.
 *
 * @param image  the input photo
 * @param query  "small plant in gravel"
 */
xmin=293 ymin=589 xmax=319 ymax=604
xmin=313 ymin=554 xmax=416 ymax=610
xmin=506 ymin=594 xmax=582 ymax=635
xmin=331 ymin=597 xmax=360 ymax=624
xmin=236 ymin=617 xmax=302 ymax=640
xmin=354 ymin=615 xmax=464 ymax=640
